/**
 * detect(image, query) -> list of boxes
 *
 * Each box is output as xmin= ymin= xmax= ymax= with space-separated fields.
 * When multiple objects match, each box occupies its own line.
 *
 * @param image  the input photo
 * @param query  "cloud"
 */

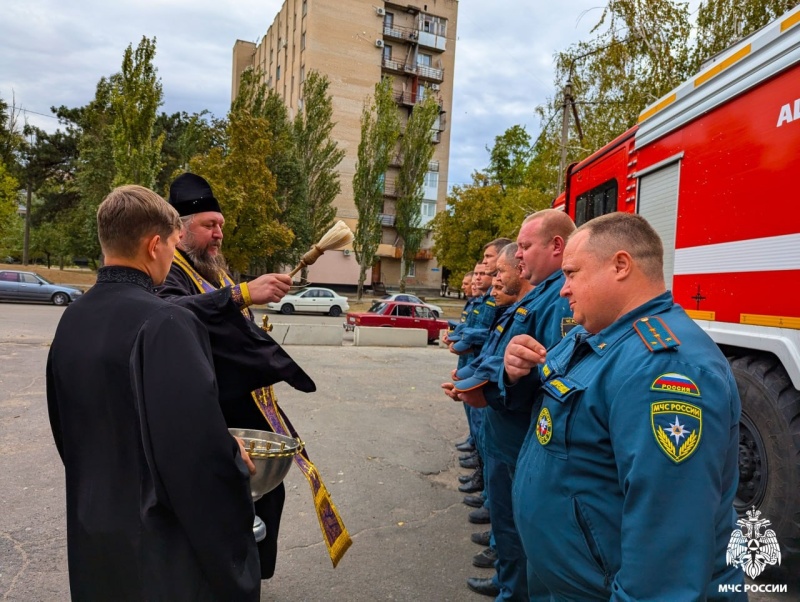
xmin=1 ymin=0 xmax=600 ymax=188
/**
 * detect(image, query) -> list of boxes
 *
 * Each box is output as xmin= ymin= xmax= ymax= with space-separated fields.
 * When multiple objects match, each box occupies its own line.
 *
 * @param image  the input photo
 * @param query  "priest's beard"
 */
xmin=182 ymin=237 xmax=228 ymax=285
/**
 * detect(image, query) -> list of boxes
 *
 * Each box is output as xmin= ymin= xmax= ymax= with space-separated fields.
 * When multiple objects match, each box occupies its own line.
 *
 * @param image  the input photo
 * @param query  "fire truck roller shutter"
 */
xmin=637 ymin=160 xmax=680 ymax=290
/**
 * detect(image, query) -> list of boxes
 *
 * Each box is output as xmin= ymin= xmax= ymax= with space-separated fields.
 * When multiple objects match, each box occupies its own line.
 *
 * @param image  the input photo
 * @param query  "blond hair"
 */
xmin=97 ymin=185 xmax=181 ymax=258
xmin=575 ymin=212 xmax=664 ymax=281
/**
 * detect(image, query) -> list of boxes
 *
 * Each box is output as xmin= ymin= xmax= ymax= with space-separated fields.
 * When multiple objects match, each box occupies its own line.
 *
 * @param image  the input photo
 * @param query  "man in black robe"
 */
xmin=46 ymin=185 xmax=260 ymax=600
xmin=157 ymin=172 xmax=316 ymax=579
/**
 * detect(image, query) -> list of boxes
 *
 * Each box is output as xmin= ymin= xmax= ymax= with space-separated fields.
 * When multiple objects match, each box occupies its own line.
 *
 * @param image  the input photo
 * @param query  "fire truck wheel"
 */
xmin=729 ymin=354 xmax=800 ymax=553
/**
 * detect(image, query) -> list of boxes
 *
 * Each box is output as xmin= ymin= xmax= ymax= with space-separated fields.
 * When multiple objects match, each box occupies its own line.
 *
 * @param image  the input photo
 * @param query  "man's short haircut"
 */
xmin=463 ymin=271 xmax=474 ymax=278
xmin=483 ymin=237 xmax=513 ymax=253
xmin=499 ymin=242 xmax=519 ymax=265
xmin=97 ymin=185 xmax=181 ymax=258
xmin=575 ymin=212 xmax=664 ymax=281
xmin=522 ymin=209 xmax=576 ymax=243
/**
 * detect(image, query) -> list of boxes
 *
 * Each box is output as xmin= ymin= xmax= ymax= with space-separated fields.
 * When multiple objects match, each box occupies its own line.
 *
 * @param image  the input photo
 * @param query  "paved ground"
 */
xmin=1 ymin=302 xmax=796 ymax=601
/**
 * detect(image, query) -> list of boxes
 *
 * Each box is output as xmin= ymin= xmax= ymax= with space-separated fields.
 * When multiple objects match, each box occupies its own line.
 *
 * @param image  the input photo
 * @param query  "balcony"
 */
xmin=381 ymin=57 xmax=405 ymax=75
xmin=413 ymin=63 xmax=444 ymax=82
xmin=383 ymin=24 xmax=416 ymax=42
xmin=378 ymin=213 xmax=396 ymax=226
xmin=381 ymin=178 xmax=399 ymax=198
xmin=417 ymin=30 xmax=446 ymax=52
xmin=396 ymin=91 xmax=443 ymax=108
xmin=381 ymin=24 xmax=446 ymax=52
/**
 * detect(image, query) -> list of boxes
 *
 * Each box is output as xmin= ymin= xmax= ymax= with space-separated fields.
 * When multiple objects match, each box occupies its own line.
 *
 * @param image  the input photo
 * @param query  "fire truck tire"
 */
xmin=729 ymin=354 xmax=800 ymax=554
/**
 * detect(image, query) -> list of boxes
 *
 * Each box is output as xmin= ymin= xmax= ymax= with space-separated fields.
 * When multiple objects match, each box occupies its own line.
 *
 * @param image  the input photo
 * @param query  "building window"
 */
xmin=407 ymin=262 xmax=416 ymax=278
xmin=270 ymin=48 xmax=273 ymax=64
xmin=417 ymin=53 xmax=432 ymax=67
xmin=276 ymin=65 xmax=281 ymax=81
xmin=301 ymin=32 xmax=306 ymax=50
xmin=302 ymin=0 xmax=307 ymax=16
xmin=384 ymin=12 xmax=394 ymax=29
xmin=420 ymin=201 xmax=436 ymax=225
xmin=383 ymin=44 xmax=392 ymax=60
xmin=300 ymin=66 xmax=305 ymax=82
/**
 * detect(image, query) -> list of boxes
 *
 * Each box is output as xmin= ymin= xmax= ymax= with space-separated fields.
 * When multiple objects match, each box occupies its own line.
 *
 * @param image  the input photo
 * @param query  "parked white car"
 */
xmin=378 ymin=294 xmax=443 ymax=317
xmin=266 ymin=287 xmax=349 ymax=316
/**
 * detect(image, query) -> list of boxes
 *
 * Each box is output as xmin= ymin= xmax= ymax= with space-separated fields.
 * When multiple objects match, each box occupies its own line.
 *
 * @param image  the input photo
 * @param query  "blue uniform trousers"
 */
xmin=485 ymin=454 xmax=527 ymax=602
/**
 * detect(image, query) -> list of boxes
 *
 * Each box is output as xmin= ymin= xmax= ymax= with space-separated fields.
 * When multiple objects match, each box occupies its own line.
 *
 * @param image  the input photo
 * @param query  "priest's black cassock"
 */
xmin=47 ymin=266 xmax=260 ymax=601
xmin=157 ymin=249 xmax=315 ymax=579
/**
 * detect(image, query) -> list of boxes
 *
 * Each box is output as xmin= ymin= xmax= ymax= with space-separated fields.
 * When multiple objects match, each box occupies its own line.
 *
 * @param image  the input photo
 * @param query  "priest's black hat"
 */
xmin=168 ymin=173 xmax=222 ymax=217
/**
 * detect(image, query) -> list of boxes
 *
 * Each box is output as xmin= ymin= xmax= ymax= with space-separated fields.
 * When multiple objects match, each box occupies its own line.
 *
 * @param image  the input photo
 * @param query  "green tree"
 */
xmin=352 ymin=77 xmax=401 ymax=300
xmin=394 ymin=93 xmax=439 ymax=292
xmin=430 ymin=171 xmax=543 ymax=284
xmin=0 ymin=162 xmax=19 ymax=248
xmin=486 ymin=125 xmax=533 ymax=192
xmin=110 ymin=36 xmax=165 ymax=188
xmin=188 ymin=100 xmax=293 ymax=276
xmin=61 ymin=78 xmax=116 ymax=263
xmin=543 ymin=0 xmax=692 ymax=182
xmin=0 ymin=95 xmax=24 ymax=171
xmin=155 ymin=110 xmax=222 ymax=193
xmin=233 ymin=69 xmax=308 ymax=272
xmin=294 ymin=71 xmax=345 ymax=269
xmin=692 ymin=0 xmax=799 ymax=69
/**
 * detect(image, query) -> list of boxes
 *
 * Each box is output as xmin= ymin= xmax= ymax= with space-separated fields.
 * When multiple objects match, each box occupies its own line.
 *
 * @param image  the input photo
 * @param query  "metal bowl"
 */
xmin=229 ymin=428 xmax=302 ymax=499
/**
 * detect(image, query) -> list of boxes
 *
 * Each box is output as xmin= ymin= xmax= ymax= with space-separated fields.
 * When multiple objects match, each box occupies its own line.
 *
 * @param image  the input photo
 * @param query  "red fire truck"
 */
xmin=556 ymin=6 xmax=800 ymax=552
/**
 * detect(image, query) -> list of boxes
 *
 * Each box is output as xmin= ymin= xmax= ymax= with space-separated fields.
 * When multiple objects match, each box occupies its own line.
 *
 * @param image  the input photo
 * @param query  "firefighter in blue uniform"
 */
xmin=503 ymin=213 xmax=746 ymax=601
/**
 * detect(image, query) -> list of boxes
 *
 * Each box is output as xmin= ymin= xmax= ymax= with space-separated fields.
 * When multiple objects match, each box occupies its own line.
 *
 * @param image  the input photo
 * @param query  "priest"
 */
xmin=157 ymin=172 xmax=316 ymax=579
xmin=47 ymin=185 xmax=260 ymax=600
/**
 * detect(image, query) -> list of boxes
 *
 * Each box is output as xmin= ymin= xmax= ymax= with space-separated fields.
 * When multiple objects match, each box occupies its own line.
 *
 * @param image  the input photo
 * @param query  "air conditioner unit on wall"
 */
xmin=375 ymin=39 xmax=385 ymax=48
xmin=376 ymin=7 xmax=386 ymax=16
xmin=430 ymin=83 xmax=440 ymax=91
xmin=343 ymin=249 xmax=352 ymax=256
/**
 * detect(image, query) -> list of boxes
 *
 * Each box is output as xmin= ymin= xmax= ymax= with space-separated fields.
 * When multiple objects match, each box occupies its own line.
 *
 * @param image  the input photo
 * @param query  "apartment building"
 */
xmin=232 ymin=0 xmax=458 ymax=291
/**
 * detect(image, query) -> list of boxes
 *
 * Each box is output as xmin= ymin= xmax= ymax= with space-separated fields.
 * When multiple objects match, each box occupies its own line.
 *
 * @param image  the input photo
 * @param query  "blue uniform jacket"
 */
xmin=447 ymin=292 xmax=496 ymax=352
xmin=512 ymin=292 xmax=745 ymax=601
xmin=451 ymin=297 xmax=479 ymax=370
xmin=485 ymin=270 xmax=572 ymax=466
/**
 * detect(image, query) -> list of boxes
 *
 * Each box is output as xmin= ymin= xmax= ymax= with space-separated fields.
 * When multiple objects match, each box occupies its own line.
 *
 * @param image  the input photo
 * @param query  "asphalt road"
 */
xmin=0 ymin=303 xmax=796 ymax=601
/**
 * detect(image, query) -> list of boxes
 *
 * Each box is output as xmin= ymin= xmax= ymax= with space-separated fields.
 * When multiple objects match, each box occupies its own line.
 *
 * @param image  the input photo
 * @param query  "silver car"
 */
xmin=0 ymin=270 xmax=83 ymax=306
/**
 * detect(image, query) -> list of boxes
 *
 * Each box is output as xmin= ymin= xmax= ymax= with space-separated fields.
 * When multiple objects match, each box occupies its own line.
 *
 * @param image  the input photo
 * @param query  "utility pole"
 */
xmin=557 ymin=67 xmax=584 ymax=194
xmin=558 ymin=77 xmax=574 ymax=194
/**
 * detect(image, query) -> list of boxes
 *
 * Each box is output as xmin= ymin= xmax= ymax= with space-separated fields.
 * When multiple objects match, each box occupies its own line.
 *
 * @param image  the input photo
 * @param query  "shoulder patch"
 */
xmin=633 ymin=316 xmax=681 ymax=352
xmin=561 ymin=317 xmax=577 ymax=337
xmin=486 ymin=300 xmax=496 ymax=307
xmin=651 ymin=401 xmax=702 ymax=463
xmin=495 ymin=324 xmax=504 ymax=334
xmin=651 ymin=373 xmax=701 ymax=397
xmin=536 ymin=407 xmax=553 ymax=445
xmin=542 ymin=363 xmax=552 ymax=378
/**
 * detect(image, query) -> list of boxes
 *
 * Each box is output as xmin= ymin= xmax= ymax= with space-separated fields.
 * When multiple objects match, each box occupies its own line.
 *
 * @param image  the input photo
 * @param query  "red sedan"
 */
xmin=344 ymin=301 xmax=448 ymax=343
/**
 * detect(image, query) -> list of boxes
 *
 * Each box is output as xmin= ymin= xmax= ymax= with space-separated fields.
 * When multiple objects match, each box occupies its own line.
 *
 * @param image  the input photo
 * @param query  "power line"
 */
xmin=17 ymin=107 xmax=60 ymax=120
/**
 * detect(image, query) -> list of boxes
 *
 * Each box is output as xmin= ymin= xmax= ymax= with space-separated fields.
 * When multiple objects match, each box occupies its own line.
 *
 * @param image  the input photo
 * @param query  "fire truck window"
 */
xmin=574 ymin=180 xmax=618 ymax=226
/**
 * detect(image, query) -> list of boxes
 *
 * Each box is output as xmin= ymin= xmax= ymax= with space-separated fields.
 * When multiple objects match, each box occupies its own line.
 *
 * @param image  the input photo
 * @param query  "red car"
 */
xmin=344 ymin=301 xmax=448 ymax=343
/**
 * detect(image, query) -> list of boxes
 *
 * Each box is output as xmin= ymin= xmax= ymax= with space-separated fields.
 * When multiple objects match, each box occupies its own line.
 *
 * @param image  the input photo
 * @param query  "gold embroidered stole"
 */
xmin=252 ymin=388 xmax=352 ymax=567
xmin=171 ymin=251 xmax=352 ymax=566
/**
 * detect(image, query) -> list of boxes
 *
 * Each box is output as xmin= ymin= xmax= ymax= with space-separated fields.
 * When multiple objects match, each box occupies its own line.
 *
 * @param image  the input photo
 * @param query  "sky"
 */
xmin=1 ymin=0 xmax=605 ymax=190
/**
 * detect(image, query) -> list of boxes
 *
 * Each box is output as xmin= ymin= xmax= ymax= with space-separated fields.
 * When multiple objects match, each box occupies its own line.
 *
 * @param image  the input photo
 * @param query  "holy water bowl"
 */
xmin=229 ymin=428 xmax=303 ymax=498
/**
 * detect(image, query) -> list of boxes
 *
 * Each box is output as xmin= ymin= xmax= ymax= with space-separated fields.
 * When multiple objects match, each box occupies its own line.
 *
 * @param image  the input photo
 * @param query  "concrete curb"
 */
xmin=353 ymin=326 xmax=428 ymax=347
xmin=267 ymin=323 xmax=343 ymax=346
